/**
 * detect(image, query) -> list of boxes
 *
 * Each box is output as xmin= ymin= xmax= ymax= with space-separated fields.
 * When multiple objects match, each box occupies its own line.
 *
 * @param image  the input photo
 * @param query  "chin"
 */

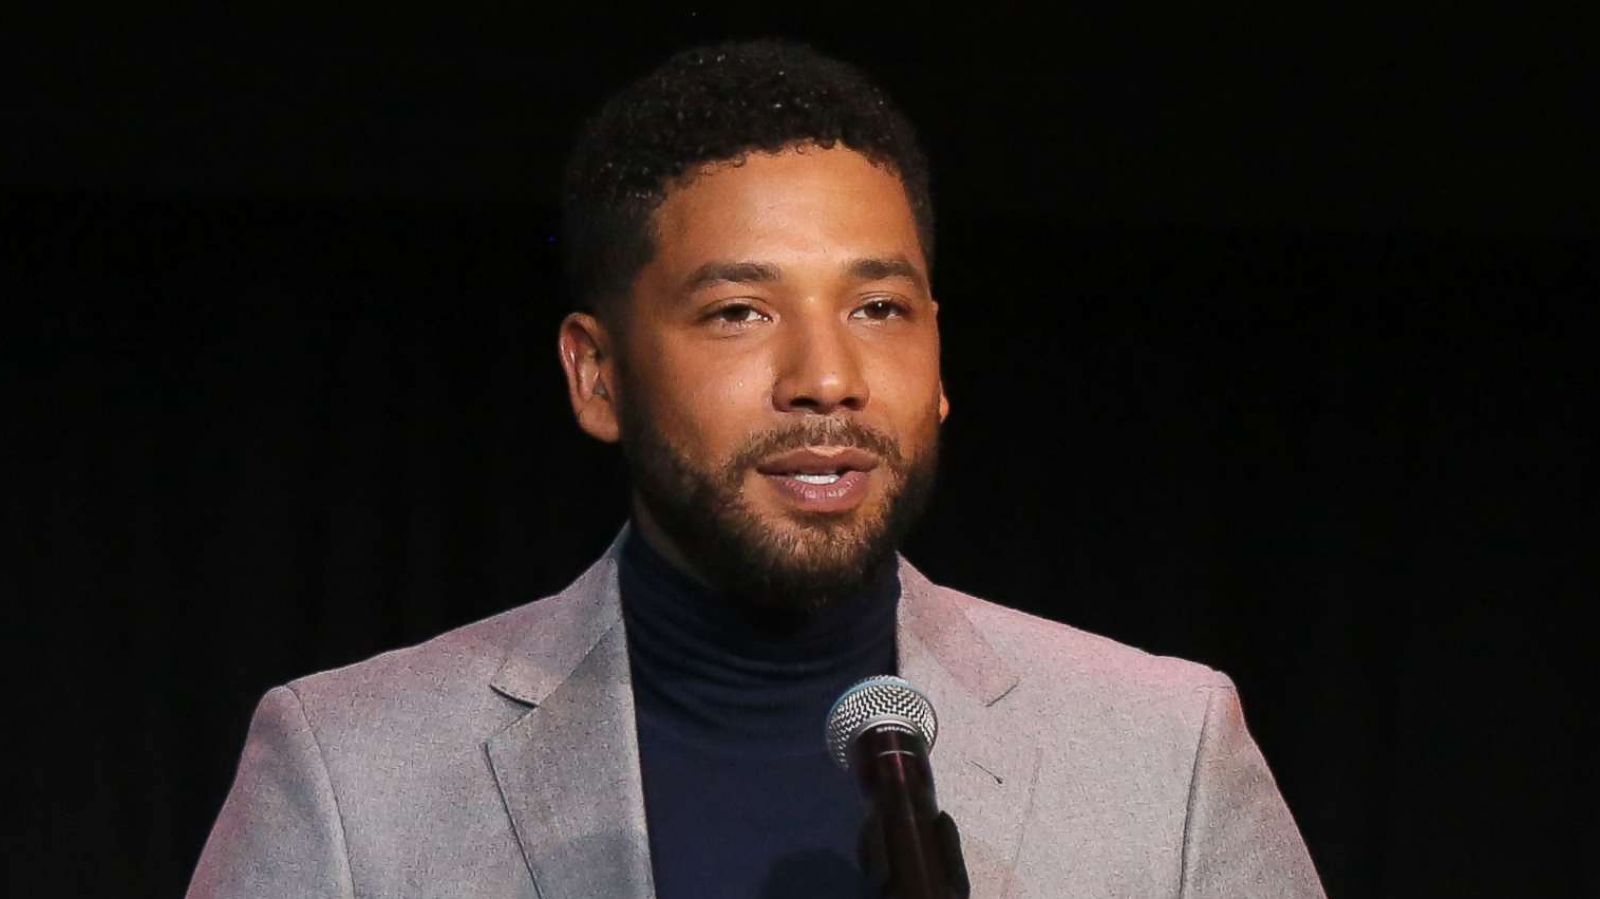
xmin=720 ymin=506 xmax=897 ymax=609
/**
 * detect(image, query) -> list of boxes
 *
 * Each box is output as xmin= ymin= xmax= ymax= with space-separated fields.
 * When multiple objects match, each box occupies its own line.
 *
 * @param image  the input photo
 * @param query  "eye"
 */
xmin=705 ymin=302 xmax=770 ymax=328
xmin=852 ymin=298 xmax=909 ymax=321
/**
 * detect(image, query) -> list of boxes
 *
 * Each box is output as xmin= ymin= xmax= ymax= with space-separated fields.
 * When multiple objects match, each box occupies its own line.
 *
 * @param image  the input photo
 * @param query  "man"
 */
xmin=189 ymin=40 xmax=1325 ymax=898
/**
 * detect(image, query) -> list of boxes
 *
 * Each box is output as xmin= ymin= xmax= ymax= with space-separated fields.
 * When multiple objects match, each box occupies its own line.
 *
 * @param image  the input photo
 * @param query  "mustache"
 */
xmin=728 ymin=418 xmax=904 ymax=472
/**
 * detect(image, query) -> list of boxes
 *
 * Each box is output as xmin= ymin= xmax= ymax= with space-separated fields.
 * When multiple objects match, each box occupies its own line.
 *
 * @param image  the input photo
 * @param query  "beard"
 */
xmin=616 ymin=396 xmax=939 ymax=615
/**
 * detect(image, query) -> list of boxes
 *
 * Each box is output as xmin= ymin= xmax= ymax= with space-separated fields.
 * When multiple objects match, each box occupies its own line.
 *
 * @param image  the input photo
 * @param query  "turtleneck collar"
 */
xmin=618 ymin=524 xmax=899 ymax=753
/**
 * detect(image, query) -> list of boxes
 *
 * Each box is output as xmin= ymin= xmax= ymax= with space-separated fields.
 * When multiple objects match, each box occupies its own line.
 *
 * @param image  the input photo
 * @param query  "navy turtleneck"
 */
xmin=618 ymin=526 xmax=899 ymax=899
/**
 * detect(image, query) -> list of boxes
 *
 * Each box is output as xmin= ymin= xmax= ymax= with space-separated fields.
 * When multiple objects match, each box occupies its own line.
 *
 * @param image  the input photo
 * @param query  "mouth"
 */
xmin=753 ymin=446 xmax=881 ymax=512
xmin=754 ymin=446 xmax=881 ymax=480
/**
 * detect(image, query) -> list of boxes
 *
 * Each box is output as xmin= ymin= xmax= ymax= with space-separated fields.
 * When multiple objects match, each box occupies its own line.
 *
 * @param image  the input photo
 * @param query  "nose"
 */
xmin=772 ymin=311 xmax=868 ymax=414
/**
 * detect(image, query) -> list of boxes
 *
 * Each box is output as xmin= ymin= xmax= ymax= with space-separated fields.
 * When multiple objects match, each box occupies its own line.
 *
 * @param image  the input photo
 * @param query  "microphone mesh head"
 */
xmin=824 ymin=675 xmax=938 ymax=770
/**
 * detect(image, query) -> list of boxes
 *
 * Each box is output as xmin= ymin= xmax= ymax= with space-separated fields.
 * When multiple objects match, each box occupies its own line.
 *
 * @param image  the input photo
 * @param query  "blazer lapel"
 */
xmin=485 ymin=535 xmax=656 ymax=899
xmin=898 ymin=559 xmax=1041 ymax=899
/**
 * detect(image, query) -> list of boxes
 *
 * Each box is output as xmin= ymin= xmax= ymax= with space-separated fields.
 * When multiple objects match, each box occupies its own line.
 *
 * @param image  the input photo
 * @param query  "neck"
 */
xmin=628 ymin=493 xmax=716 ymax=591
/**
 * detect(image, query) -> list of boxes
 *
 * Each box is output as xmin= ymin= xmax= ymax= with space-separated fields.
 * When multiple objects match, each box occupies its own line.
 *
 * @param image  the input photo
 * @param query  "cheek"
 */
xmin=632 ymin=344 xmax=772 ymax=454
xmin=870 ymin=348 xmax=944 ymax=421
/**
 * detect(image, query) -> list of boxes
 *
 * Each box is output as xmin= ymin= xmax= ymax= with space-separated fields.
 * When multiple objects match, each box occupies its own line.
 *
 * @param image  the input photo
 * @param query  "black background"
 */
xmin=6 ymin=8 xmax=1595 ymax=897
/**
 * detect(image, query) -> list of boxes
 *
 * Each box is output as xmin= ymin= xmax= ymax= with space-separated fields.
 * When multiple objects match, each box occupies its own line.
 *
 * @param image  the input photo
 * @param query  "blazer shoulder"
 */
xmin=936 ymin=582 xmax=1232 ymax=701
xmin=278 ymin=539 xmax=626 ymax=745
xmin=281 ymin=586 xmax=584 ymax=732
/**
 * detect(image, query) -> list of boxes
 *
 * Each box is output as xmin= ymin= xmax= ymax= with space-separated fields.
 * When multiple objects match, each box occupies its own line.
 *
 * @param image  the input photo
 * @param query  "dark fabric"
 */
xmin=619 ymin=528 xmax=898 ymax=899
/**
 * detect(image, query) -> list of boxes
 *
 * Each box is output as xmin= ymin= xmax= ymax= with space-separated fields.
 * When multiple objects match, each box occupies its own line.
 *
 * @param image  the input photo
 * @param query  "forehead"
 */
xmin=646 ymin=145 xmax=926 ymax=277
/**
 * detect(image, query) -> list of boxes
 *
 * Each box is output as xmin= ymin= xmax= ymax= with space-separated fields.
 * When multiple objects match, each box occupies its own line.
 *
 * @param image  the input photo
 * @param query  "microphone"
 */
xmin=826 ymin=675 xmax=969 ymax=899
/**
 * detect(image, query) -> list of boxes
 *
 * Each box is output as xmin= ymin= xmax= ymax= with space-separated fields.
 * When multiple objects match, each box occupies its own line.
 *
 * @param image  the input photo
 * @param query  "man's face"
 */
xmin=562 ymin=145 xmax=948 ymax=610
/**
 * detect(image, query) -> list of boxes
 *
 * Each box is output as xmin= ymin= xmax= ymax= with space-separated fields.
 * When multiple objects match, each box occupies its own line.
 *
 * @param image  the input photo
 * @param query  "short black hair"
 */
xmin=560 ymin=39 xmax=934 ymax=320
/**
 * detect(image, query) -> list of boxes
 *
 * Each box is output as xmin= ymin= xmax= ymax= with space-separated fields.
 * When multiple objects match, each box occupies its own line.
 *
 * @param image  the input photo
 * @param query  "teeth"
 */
xmin=791 ymin=473 xmax=842 ymax=485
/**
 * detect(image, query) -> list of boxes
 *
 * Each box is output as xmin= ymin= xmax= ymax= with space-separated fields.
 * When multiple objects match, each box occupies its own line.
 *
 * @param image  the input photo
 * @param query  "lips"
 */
xmin=754 ymin=446 xmax=881 ymax=477
xmin=754 ymin=447 xmax=880 ymax=513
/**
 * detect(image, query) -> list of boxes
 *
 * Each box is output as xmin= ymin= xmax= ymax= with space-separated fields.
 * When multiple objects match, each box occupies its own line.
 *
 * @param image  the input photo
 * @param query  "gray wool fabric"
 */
xmin=189 ymin=528 xmax=1326 ymax=898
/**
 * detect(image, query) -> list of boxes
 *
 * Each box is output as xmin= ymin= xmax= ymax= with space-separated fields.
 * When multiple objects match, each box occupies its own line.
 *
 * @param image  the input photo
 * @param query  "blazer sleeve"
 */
xmin=187 ymin=686 xmax=356 ymax=899
xmin=1178 ymin=683 xmax=1326 ymax=899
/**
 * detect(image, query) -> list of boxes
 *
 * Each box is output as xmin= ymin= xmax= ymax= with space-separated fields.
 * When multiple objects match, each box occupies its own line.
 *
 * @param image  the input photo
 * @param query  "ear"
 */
xmin=557 ymin=312 xmax=621 ymax=443
xmin=931 ymin=299 xmax=950 ymax=423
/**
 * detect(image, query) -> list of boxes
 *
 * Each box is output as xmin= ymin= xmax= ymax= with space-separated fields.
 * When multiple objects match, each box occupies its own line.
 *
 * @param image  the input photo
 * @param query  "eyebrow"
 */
xmin=681 ymin=256 xmax=928 ymax=295
xmin=847 ymin=256 xmax=927 ymax=294
xmin=682 ymin=261 xmax=782 ymax=293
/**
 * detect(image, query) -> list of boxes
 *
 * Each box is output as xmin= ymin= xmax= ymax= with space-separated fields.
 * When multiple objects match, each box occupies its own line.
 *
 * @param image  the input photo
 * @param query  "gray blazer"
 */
xmin=190 ymin=531 xmax=1325 ymax=898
